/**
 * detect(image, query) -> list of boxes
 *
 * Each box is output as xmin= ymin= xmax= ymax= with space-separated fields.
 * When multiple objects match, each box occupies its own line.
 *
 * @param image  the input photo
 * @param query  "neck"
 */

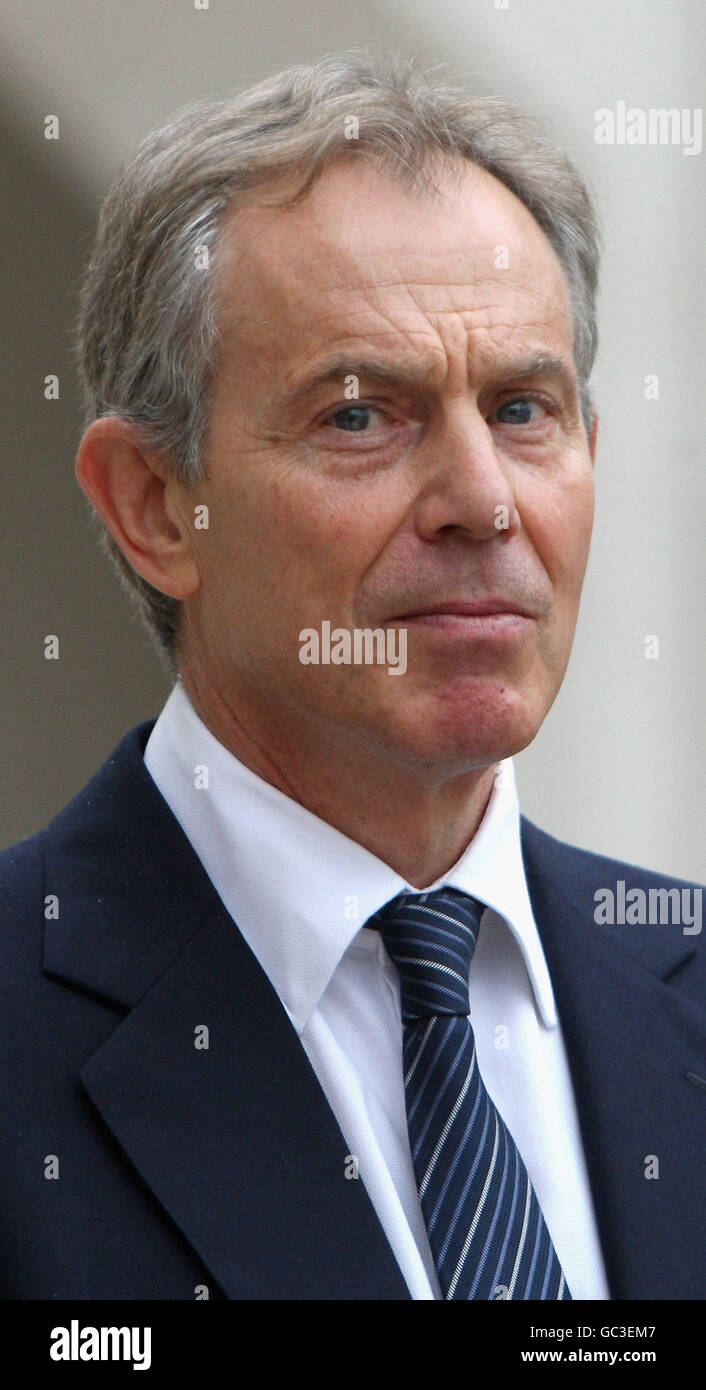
xmin=177 ymin=660 xmax=498 ymax=890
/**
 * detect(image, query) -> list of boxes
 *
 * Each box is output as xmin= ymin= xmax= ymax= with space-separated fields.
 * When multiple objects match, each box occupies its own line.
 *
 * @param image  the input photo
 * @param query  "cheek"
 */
xmin=201 ymin=468 xmax=394 ymax=616
xmin=523 ymin=474 xmax=594 ymax=603
xmin=264 ymin=472 xmax=407 ymax=599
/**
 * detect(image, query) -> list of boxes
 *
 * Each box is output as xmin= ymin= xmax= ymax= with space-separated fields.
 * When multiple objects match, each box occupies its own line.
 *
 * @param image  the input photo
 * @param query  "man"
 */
xmin=2 ymin=51 xmax=704 ymax=1301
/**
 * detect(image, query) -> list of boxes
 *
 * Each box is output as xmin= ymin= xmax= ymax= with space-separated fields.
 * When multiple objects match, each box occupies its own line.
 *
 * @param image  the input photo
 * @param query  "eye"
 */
xmin=493 ymin=396 xmax=549 ymax=425
xmin=328 ymin=403 xmax=386 ymax=433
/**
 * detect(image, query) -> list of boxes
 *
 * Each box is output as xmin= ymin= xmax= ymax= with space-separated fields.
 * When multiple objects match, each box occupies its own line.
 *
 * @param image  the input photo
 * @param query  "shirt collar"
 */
xmin=143 ymin=678 xmax=557 ymax=1033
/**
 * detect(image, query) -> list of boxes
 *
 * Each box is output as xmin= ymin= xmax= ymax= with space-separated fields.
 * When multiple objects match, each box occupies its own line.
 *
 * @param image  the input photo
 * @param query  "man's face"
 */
xmin=177 ymin=155 xmax=595 ymax=775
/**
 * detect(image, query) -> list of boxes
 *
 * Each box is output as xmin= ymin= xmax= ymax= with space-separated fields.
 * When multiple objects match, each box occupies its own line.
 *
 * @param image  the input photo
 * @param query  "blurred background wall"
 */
xmin=1 ymin=0 xmax=704 ymax=880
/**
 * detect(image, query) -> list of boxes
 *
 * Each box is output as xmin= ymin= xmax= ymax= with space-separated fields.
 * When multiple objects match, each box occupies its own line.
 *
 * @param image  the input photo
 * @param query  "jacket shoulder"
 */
xmin=0 ymin=720 xmax=157 ymax=958
xmin=520 ymin=814 xmax=705 ymax=895
xmin=0 ymin=829 xmax=45 ymax=918
xmin=520 ymin=815 xmax=706 ymax=996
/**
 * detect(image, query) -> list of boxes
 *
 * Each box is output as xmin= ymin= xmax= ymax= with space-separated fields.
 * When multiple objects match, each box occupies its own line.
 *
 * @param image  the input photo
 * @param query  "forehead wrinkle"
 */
xmin=278 ymin=268 xmax=567 ymax=353
xmin=224 ymin=214 xmax=568 ymax=315
xmin=257 ymin=269 xmax=570 ymax=358
xmin=220 ymin=216 xmax=571 ymax=355
xmin=291 ymin=268 xmax=564 ymax=317
xmin=232 ymin=273 xmax=575 ymax=417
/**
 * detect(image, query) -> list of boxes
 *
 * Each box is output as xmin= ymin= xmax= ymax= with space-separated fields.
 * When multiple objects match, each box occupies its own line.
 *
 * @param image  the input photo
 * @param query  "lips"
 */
xmin=388 ymin=598 xmax=538 ymax=621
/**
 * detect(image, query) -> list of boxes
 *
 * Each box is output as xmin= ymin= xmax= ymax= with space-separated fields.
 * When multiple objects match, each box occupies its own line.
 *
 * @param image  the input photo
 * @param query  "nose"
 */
xmin=412 ymin=404 xmax=520 ymax=543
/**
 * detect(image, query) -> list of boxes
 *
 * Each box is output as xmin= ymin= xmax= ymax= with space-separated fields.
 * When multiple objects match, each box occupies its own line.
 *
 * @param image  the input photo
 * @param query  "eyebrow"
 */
xmin=280 ymin=350 xmax=578 ymax=408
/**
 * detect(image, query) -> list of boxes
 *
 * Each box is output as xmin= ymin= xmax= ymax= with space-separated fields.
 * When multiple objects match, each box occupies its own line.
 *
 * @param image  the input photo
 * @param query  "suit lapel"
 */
xmin=80 ymin=901 xmax=408 ymax=1300
xmin=44 ymin=722 xmax=409 ymax=1300
xmin=521 ymin=818 xmax=706 ymax=1299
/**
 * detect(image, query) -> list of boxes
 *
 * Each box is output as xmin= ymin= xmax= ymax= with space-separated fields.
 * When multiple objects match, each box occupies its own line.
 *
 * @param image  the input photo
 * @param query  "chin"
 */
xmin=375 ymin=681 xmax=548 ymax=772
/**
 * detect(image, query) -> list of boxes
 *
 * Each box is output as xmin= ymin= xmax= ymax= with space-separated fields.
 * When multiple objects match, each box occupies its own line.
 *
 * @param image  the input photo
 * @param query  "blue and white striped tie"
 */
xmin=368 ymin=887 xmax=572 ymax=1300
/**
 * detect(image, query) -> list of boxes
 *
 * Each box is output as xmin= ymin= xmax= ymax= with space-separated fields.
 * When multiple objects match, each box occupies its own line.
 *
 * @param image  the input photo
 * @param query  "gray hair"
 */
xmin=75 ymin=48 xmax=601 ymax=671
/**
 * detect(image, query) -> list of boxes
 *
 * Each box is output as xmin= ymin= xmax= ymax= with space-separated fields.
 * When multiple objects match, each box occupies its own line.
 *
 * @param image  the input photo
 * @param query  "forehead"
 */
xmin=214 ymin=155 xmax=574 ymax=378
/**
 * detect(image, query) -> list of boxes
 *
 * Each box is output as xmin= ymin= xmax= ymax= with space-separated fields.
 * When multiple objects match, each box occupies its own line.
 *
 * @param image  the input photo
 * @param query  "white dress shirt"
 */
xmin=144 ymin=678 xmax=610 ymax=1300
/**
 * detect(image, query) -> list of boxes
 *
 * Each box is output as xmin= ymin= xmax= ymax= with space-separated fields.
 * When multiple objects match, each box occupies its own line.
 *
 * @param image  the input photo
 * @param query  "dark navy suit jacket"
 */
xmin=1 ymin=720 xmax=705 ymax=1300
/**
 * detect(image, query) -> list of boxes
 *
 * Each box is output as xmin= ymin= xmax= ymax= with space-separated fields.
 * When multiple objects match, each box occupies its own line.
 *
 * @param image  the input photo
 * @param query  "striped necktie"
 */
xmin=368 ymin=886 xmax=572 ymax=1300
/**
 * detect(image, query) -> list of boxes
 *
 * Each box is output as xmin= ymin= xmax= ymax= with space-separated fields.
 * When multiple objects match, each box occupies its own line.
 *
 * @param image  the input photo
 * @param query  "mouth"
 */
xmin=391 ymin=599 xmax=537 ymax=620
xmin=384 ymin=598 xmax=538 ymax=640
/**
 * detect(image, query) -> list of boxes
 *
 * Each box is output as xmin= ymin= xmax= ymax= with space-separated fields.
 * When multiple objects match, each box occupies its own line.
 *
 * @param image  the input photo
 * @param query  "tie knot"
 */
xmin=368 ymin=887 xmax=484 ymax=1022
